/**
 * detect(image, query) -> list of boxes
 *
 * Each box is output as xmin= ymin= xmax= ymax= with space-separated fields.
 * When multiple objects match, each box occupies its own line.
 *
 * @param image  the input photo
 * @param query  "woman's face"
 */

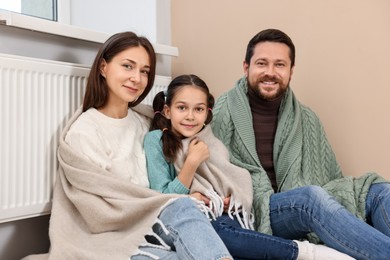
xmin=100 ymin=46 xmax=151 ymax=106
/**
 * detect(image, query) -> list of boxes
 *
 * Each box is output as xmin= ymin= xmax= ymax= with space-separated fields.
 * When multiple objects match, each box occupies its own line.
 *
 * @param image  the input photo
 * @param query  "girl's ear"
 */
xmin=163 ymin=104 xmax=171 ymax=119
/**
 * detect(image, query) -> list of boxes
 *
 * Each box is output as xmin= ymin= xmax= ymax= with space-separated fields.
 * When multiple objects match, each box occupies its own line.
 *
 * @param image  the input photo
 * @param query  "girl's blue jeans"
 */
xmin=212 ymin=214 xmax=298 ymax=260
xmin=133 ymin=184 xmax=390 ymax=260
xmin=132 ymin=197 xmax=232 ymax=260
xmin=270 ymin=184 xmax=390 ymax=260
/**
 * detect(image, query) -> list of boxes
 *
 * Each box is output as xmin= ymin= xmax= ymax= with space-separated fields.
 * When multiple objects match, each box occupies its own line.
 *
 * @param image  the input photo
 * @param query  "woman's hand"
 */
xmin=190 ymin=192 xmax=210 ymax=206
xmin=223 ymin=196 xmax=231 ymax=212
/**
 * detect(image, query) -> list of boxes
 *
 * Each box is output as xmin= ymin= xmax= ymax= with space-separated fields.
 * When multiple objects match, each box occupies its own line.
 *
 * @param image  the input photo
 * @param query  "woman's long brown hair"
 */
xmin=82 ymin=31 xmax=156 ymax=112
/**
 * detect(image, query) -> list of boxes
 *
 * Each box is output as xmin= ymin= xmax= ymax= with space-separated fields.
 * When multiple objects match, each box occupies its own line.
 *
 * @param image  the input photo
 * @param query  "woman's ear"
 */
xmin=163 ymin=104 xmax=171 ymax=119
xmin=100 ymin=59 xmax=107 ymax=78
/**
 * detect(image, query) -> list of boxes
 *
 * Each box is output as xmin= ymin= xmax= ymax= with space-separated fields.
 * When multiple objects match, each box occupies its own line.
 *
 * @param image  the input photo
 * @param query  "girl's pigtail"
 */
xmin=205 ymin=93 xmax=215 ymax=125
xmin=150 ymin=91 xmax=168 ymax=131
xmin=161 ymin=128 xmax=182 ymax=163
xmin=150 ymin=90 xmax=182 ymax=162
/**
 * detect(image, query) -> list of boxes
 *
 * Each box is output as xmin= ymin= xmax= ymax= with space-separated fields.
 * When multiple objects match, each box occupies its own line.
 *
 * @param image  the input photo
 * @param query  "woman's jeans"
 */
xmin=212 ymin=214 xmax=298 ymax=260
xmin=270 ymin=184 xmax=390 ymax=260
xmin=132 ymin=197 xmax=232 ymax=260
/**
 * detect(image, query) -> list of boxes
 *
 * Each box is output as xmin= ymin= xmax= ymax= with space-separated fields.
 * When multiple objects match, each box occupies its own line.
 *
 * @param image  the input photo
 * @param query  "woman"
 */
xmin=23 ymin=32 xmax=232 ymax=260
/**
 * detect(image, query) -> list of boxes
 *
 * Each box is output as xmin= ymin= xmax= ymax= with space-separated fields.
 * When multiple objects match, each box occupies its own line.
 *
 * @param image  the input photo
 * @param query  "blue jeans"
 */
xmin=132 ymin=197 xmax=232 ymax=260
xmin=365 ymin=183 xmax=390 ymax=237
xmin=270 ymin=184 xmax=390 ymax=260
xmin=212 ymin=214 xmax=298 ymax=260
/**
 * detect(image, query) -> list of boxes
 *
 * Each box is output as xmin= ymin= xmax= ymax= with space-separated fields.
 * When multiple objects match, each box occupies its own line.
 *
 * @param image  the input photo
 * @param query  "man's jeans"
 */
xmin=270 ymin=184 xmax=390 ymax=260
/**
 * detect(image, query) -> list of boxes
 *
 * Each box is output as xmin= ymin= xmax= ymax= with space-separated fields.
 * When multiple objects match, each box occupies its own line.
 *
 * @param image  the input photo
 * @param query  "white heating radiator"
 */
xmin=0 ymin=53 xmax=171 ymax=223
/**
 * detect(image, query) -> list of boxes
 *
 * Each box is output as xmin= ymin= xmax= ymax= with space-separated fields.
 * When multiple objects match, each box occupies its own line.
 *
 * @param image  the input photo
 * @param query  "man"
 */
xmin=211 ymin=28 xmax=390 ymax=259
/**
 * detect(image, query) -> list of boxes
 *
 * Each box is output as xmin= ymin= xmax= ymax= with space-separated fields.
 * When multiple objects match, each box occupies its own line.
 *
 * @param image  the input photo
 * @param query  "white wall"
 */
xmin=0 ymin=1 xmax=172 ymax=259
xmin=70 ymin=0 xmax=158 ymax=42
xmin=67 ymin=0 xmax=172 ymax=76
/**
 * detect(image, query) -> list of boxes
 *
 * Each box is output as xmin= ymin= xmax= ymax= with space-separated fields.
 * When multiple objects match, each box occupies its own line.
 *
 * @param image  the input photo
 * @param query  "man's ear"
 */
xmin=163 ymin=104 xmax=170 ymax=119
xmin=243 ymin=60 xmax=249 ymax=77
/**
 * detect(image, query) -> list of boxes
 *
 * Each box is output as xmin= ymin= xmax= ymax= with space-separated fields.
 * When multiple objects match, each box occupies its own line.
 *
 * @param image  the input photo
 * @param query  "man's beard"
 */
xmin=247 ymin=76 xmax=289 ymax=101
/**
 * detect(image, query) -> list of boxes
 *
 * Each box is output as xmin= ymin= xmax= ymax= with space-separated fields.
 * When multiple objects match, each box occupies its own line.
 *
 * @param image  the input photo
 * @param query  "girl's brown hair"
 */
xmin=150 ymin=74 xmax=214 ymax=162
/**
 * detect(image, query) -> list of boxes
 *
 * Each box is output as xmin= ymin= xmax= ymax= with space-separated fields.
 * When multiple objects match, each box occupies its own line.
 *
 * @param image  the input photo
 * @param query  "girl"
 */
xmin=24 ymin=33 xmax=232 ymax=260
xmin=144 ymin=74 xmax=353 ymax=260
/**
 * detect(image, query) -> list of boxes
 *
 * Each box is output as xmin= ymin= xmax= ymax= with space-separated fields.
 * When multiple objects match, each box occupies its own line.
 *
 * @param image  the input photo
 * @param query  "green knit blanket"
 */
xmin=212 ymin=77 xmax=387 ymax=238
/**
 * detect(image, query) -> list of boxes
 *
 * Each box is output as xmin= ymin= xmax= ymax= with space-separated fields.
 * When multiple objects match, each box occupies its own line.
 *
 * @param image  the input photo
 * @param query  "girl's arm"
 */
xmin=144 ymin=131 xmax=189 ymax=194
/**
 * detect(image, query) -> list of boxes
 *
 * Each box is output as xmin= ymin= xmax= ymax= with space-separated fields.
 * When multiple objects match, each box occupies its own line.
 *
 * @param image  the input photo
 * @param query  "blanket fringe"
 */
xmin=190 ymin=196 xmax=217 ymax=220
xmin=133 ymin=218 xmax=173 ymax=259
xmin=198 ymin=190 xmax=254 ymax=230
xmin=206 ymin=189 xmax=224 ymax=217
xmin=131 ymin=248 xmax=160 ymax=260
xmin=228 ymin=194 xmax=254 ymax=230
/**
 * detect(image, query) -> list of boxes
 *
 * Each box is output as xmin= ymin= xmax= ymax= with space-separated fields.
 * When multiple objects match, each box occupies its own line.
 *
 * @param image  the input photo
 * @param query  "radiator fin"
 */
xmin=0 ymin=54 xmax=170 ymax=223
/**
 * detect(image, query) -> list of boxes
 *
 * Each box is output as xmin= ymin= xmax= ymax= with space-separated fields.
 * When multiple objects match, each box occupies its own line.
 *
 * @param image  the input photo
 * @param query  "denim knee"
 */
xmin=366 ymin=183 xmax=390 ymax=214
xmin=167 ymin=197 xmax=196 ymax=211
xmin=365 ymin=183 xmax=390 ymax=233
xmin=160 ymin=197 xmax=197 ymax=220
xmin=158 ymin=197 xmax=232 ymax=260
xmin=293 ymin=185 xmax=344 ymax=214
xmin=367 ymin=183 xmax=390 ymax=197
xmin=271 ymin=185 xmax=334 ymax=211
xmin=298 ymin=185 xmax=332 ymax=201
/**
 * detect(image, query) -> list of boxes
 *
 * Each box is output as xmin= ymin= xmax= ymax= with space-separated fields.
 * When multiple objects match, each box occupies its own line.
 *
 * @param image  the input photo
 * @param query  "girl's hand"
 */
xmin=186 ymin=137 xmax=209 ymax=168
xmin=177 ymin=138 xmax=209 ymax=189
xmin=189 ymin=192 xmax=210 ymax=206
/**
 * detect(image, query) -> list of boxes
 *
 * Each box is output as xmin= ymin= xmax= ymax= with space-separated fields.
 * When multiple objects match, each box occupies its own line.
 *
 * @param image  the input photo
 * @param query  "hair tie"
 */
xmin=163 ymin=90 xmax=167 ymax=102
xmin=162 ymin=128 xmax=168 ymax=132
xmin=208 ymin=108 xmax=212 ymax=111
xmin=154 ymin=111 xmax=162 ymax=115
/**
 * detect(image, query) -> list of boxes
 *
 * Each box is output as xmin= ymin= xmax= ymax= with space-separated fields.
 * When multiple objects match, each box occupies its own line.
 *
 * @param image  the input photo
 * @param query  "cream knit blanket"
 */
xmin=174 ymin=125 xmax=254 ymax=230
xmin=23 ymin=105 xmax=184 ymax=260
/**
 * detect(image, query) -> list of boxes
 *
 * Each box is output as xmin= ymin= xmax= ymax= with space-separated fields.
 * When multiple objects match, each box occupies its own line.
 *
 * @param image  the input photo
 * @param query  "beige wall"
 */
xmin=172 ymin=0 xmax=390 ymax=179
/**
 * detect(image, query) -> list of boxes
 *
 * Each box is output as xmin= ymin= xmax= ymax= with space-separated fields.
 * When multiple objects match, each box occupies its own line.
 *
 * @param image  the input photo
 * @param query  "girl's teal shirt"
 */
xmin=143 ymin=130 xmax=189 ymax=195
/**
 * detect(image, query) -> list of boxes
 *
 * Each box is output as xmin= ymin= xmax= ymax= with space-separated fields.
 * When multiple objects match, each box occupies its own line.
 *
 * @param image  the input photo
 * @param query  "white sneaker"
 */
xmin=295 ymin=240 xmax=355 ymax=260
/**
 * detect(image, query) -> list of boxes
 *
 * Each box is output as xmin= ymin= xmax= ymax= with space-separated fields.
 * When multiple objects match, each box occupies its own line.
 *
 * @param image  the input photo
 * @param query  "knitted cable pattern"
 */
xmin=212 ymin=77 xmax=387 ymax=239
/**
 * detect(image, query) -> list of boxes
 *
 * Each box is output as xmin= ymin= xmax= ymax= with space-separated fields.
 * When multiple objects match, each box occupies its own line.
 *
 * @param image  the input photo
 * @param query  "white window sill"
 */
xmin=0 ymin=10 xmax=179 ymax=57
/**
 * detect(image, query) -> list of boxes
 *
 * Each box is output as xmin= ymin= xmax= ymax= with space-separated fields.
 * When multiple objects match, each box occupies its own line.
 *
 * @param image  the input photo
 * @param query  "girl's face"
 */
xmin=100 ymin=46 xmax=151 ymax=107
xmin=164 ymin=85 xmax=208 ymax=138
